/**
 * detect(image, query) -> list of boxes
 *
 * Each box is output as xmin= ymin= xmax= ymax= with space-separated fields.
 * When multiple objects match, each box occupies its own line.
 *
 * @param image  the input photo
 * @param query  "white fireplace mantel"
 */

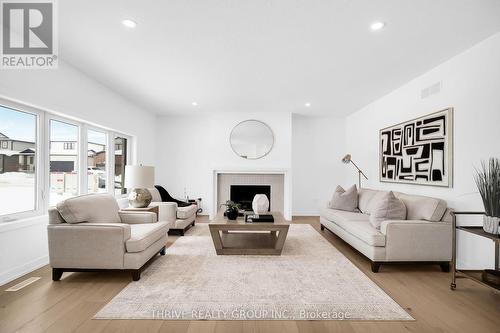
xmin=211 ymin=168 xmax=292 ymax=221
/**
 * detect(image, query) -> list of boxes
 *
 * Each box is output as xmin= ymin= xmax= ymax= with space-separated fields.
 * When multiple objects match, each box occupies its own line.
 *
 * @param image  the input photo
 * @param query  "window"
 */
xmin=0 ymin=105 xmax=37 ymax=216
xmin=49 ymin=120 xmax=79 ymax=206
xmin=114 ymin=136 xmax=128 ymax=195
xmin=1 ymin=99 xmax=133 ymax=222
xmin=88 ymin=129 xmax=107 ymax=193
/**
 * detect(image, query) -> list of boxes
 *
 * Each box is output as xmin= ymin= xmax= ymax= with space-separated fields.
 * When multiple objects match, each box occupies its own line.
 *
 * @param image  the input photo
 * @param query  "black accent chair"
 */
xmin=154 ymin=185 xmax=191 ymax=207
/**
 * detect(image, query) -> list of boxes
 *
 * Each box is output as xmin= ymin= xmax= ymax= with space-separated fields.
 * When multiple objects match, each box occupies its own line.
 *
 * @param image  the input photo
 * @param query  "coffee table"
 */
xmin=209 ymin=210 xmax=289 ymax=255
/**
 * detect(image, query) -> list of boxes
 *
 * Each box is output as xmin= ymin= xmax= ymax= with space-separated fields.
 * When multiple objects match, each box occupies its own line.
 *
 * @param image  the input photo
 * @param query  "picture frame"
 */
xmin=379 ymin=108 xmax=453 ymax=187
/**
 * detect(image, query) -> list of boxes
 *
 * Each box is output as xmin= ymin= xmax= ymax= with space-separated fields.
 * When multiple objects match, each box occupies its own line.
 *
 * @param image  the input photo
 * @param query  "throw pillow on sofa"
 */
xmin=328 ymin=185 xmax=358 ymax=212
xmin=369 ymin=191 xmax=406 ymax=229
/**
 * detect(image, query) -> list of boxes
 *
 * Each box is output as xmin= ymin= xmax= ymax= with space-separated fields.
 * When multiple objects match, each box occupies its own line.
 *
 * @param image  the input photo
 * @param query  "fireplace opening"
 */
xmin=230 ymin=185 xmax=271 ymax=211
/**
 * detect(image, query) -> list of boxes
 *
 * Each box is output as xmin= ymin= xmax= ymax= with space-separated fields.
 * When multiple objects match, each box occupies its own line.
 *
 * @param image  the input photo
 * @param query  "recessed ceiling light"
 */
xmin=370 ymin=21 xmax=385 ymax=31
xmin=305 ymin=103 xmax=311 ymax=107
xmin=122 ymin=19 xmax=137 ymax=28
xmin=192 ymin=102 xmax=198 ymax=106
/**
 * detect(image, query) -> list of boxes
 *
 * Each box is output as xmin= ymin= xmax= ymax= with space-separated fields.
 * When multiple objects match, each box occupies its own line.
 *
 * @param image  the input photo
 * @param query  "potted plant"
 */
xmin=220 ymin=200 xmax=240 ymax=220
xmin=474 ymin=158 xmax=500 ymax=234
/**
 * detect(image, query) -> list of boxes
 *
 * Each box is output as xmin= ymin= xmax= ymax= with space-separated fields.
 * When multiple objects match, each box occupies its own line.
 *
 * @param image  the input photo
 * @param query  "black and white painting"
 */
xmin=380 ymin=108 xmax=453 ymax=187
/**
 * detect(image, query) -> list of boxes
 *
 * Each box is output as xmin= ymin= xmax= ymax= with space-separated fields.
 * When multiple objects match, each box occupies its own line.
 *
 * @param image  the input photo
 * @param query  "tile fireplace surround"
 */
xmin=212 ymin=169 xmax=292 ymax=220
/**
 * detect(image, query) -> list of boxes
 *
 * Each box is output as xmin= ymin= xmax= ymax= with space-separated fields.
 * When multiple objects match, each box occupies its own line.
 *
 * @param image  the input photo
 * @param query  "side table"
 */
xmin=451 ymin=211 xmax=500 ymax=291
xmin=121 ymin=204 xmax=159 ymax=220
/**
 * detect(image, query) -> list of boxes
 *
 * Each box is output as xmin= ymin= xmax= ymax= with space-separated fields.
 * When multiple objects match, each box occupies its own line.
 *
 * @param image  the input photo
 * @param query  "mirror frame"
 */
xmin=229 ymin=119 xmax=275 ymax=160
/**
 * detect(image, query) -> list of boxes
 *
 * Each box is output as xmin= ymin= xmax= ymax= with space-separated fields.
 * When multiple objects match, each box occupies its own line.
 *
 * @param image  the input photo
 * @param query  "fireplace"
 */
xmin=213 ymin=170 xmax=290 ymax=220
xmin=230 ymin=185 xmax=271 ymax=211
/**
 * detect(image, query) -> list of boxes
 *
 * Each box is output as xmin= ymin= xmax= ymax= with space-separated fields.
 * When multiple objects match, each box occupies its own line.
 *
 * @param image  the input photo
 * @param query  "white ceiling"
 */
xmin=59 ymin=0 xmax=500 ymax=116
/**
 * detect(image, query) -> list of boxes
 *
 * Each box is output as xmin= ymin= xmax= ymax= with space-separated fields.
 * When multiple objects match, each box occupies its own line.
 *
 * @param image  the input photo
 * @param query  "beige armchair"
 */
xmin=149 ymin=187 xmax=197 ymax=235
xmin=47 ymin=194 xmax=170 ymax=281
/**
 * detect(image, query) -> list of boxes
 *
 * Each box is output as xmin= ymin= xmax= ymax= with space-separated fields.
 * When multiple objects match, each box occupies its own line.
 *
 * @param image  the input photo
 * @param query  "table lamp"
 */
xmin=124 ymin=165 xmax=155 ymax=208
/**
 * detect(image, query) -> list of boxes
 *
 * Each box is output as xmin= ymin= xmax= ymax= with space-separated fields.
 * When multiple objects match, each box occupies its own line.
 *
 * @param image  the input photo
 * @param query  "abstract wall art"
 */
xmin=379 ymin=108 xmax=453 ymax=187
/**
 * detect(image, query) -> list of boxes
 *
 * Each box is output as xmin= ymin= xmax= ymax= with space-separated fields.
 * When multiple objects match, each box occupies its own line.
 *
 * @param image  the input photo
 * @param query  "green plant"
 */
xmin=474 ymin=158 xmax=500 ymax=218
xmin=220 ymin=200 xmax=240 ymax=211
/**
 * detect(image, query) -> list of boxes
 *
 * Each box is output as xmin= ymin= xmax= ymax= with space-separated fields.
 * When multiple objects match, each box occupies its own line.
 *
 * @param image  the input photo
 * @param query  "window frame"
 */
xmin=0 ymin=100 xmax=44 ymax=222
xmin=86 ymin=126 xmax=108 ymax=194
xmin=47 ymin=115 xmax=82 ymax=205
xmin=112 ymin=135 xmax=131 ymax=198
xmin=0 ymin=98 xmax=134 ymax=223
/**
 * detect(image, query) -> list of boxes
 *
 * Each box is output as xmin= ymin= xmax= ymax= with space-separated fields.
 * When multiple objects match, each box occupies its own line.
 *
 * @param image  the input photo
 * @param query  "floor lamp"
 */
xmin=341 ymin=154 xmax=368 ymax=188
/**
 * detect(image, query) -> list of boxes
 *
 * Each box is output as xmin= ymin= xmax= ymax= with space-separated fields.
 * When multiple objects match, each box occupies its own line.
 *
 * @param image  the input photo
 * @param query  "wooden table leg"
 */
xmin=209 ymin=228 xmax=224 ymax=254
xmin=274 ymin=228 xmax=289 ymax=252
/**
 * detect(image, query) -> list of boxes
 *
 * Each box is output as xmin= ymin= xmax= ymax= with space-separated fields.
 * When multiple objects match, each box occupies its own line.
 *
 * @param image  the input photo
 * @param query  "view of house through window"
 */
xmin=1 ymin=102 xmax=132 ymax=219
xmin=114 ymin=136 xmax=127 ymax=195
xmin=49 ymin=120 xmax=79 ymax=206
xmin=88 ymin=129 xmax=107 ymax=193
xmin=0 ymin=106 xmax=37 ymax=216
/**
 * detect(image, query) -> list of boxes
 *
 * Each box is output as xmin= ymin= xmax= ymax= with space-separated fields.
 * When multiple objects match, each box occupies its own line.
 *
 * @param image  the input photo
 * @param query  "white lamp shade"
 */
xmin=124 ymin=165 xmax=155 ymax=188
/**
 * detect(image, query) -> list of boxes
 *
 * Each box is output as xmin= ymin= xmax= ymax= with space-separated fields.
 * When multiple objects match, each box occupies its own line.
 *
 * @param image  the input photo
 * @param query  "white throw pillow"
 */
xmin=369 ymin=191 xmax=406 ymax=229
xmin=328 ymin=185 xmax=358 ymax=212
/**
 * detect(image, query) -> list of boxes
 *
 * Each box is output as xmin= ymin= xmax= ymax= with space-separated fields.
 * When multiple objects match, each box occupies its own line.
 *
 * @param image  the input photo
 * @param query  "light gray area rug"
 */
xmin=95 ymin=224 xmax=412 ymax=321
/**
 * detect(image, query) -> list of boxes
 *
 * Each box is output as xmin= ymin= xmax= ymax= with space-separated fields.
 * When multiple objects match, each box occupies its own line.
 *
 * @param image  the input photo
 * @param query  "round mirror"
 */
xmin=230 ymin=120 xmax=274 ymax=159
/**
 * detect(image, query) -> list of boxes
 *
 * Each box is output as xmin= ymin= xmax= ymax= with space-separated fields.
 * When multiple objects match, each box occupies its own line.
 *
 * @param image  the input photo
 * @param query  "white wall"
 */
xmin=155 ymin=112 xmax=292 ymax=218
xmin=345 ymin=32 xmax=500 ymax=269
xmin=292 ymin=114 xmax=347 ymax=216
xmin=0 ymin=61 xmax=157 ymax=285
xmin=0 ymin=61 xmax=157 ymax=165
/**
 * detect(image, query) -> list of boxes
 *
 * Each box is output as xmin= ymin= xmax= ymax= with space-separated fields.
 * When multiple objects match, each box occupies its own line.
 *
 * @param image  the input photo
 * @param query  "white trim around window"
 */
xmin=0 ymin=98 xmax=133 ymax=223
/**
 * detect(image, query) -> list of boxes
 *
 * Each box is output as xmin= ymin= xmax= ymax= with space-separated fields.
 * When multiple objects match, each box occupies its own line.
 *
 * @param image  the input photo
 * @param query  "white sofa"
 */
xmin=149 ymin=187 xmax=197 ymax=235
xmin=48 ymin=194 xmax=170 ymax=281
xmin=320 ymin=188 xmax=452 ymax=272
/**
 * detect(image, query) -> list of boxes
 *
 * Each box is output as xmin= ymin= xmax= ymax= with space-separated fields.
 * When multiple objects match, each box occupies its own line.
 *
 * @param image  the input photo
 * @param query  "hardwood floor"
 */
xmin=1 ymin=216 xmax=499 ymax=333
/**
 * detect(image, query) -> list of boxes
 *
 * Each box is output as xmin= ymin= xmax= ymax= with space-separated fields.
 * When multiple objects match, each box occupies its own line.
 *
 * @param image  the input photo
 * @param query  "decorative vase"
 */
xmin=483 ymin=215 xmax=500 ymax=234
xmin=252 ymin=194 xmax=269 ymax=214
xmin=226 ymin=208 xmax=239 ymax=220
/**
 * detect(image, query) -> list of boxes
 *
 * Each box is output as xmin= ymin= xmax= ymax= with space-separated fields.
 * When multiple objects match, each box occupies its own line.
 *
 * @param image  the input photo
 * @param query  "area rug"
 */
xmin=95 ymin=224 xmax=412 ymax=321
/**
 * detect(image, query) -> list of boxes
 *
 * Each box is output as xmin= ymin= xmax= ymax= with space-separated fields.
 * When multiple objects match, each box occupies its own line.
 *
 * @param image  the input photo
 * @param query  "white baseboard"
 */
xmin=0 ymin=255 xmax=49 ymax=287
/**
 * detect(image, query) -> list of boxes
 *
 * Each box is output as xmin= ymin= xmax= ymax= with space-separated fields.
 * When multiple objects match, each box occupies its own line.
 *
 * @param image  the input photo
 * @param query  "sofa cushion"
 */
xmin=321 ymin=208 xmax=385 ymax=246
xmin=126 ymin=221 xmax=170 ymax=253
xmin=328 ymin=185 xmax=358 ymax=212
xmin=320 ymin=207 xmax=369 ymax=223
xmin=148 ymin=187 xmax=162 ymax=203
xmin=57 ymin=194 xmax=121 ymax=224
xmin=369 ymin=191 xmax=407 ymax=229
xmin=358 ymin=188 xmax=387 ymax=215
xmin=177 ymin=204 xmax=197 ymax=219
xmin=335 ymin=219 xmax=385 ymax=247
xmin=48 ymin=208 xmax=65 ymax=224
xmin=394 ymin=192 xmax=447 ymax=222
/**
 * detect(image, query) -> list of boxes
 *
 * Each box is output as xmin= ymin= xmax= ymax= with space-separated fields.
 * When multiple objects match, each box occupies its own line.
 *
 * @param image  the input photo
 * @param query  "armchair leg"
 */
xmin=440 ymin=262 xmax=450 ymax=272
xmin=159 ymin=246 xmax=166 ymax=255
xmin=320 ymin=224 xmax=325 ymax=231
xmin=52 ymin=268 xmax=63 ymax=281
xmin=371 ymin=262 xmax=381 ymax=273
xmin=132 ymin=270 xmax=141 ymax=281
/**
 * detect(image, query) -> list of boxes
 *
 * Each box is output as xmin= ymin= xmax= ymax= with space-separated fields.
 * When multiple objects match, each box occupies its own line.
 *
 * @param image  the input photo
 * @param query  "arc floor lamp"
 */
xmin=342 ymin=154 xmax=368 ymax=188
